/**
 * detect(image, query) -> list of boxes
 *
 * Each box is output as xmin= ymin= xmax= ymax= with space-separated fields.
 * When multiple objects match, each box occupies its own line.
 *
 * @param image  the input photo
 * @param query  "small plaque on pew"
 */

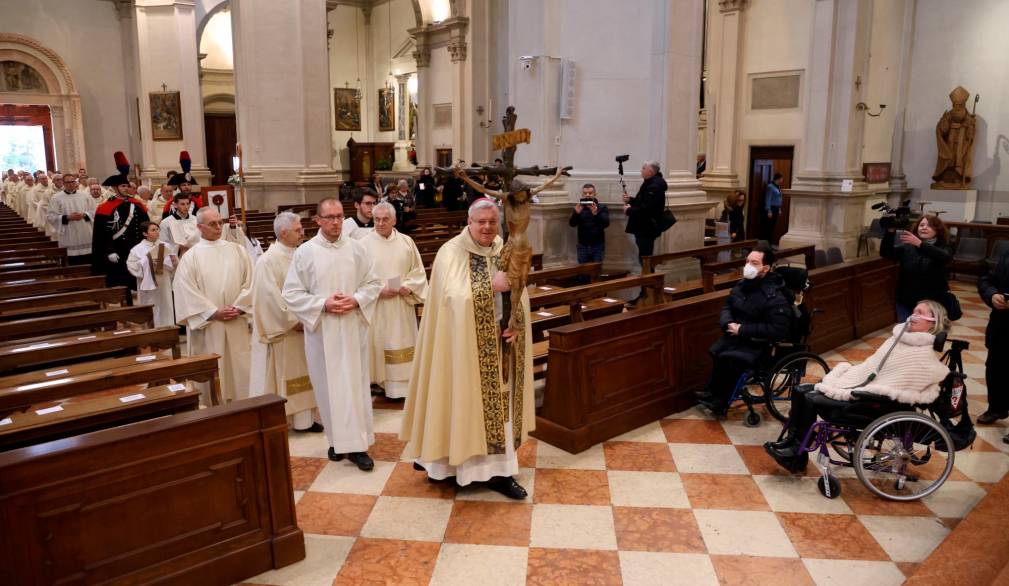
xmin=113 ymin=329 xmax=131 ymax=335
xmin=602 ymin=298 xmax=619 ymax=303
xmin=35 ymin=405 xmax=63 ymax=416
xmin=539 ymin=286 xmax=553 ymax=290
xmin=0 ymin=417 xmax=11 ymax=426
xmin=665 ymin=287 xmax=677 ymax=293
xmin=136 ymin=354 xmax=157 ymax=363
xmin=78 ymin=335 xmax=96 ymax=340
xmin=168 ymin=383 xmax=186 ymax=393
xmin=580 ymin=304 xmax=588 ymax=310
xmin=537 ymin=311 xmax=553 ymax=318
xmin=119 ymin=393 xmax=146 ymax=403
xmin=18 ymin=378 xmax=70 ymax=391
xmin=12 ymin=342 xmax=54 ymax=353
xmin=45 ymin=368 xmax=69 ymax=377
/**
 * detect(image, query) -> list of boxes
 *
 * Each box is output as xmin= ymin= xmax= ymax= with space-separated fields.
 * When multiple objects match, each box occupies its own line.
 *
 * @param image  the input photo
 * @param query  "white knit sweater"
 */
xmin=815 ymin=324 xmax=950 ymax=404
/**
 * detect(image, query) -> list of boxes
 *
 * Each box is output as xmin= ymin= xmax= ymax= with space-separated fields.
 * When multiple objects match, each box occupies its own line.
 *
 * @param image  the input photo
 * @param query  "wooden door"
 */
xmin=204 ymin=113 xmax=236 ymax=185
xmin=746 ymin=146 xmax=794 ymax=244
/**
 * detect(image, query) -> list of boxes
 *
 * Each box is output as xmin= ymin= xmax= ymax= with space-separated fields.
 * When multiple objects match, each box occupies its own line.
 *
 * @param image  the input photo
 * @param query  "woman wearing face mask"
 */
xmin=765 ymin=300 xmax=951 ymax=472
xmin=880 ymin=214 xmax=954 ymax=322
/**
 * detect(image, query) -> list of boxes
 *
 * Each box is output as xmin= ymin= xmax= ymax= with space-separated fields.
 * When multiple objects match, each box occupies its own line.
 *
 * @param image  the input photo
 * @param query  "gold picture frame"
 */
xmin=149 ymin=91 xmax=183 ymax=141
xmin=378 ymin=88 xmax=395 ymax=132
xmin=334 ymin=88 xmax=361 ymax=131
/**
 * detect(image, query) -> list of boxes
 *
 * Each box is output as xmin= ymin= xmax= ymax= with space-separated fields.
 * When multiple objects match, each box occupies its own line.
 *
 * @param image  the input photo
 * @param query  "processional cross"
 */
xmin=435 ymin=107 xmax=571 ymax=380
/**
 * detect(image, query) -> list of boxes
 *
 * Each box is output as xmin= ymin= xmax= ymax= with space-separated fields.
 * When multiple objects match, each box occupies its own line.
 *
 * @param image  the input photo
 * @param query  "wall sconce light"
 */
xmin=855 ymin=102 xmax=886 ymax=117
xmin=518 ymin=56 xmax=537 ymax=72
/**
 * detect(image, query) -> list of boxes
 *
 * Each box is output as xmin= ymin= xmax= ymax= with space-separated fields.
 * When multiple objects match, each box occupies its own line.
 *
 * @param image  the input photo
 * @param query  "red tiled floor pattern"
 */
xmin=249 ymin=280 xmax=1007 ymax=585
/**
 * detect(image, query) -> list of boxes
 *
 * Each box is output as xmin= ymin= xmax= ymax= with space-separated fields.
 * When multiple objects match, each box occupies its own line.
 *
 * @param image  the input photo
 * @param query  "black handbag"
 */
xmin=656 ymin=208 xmax=677 ymax=233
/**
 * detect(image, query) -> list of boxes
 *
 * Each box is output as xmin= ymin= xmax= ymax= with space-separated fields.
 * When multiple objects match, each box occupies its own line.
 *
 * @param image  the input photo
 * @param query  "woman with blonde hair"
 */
xmin=720 ymin=189 xmax=746 ymax=242
xmin=766 ymin=300 xmax=952 ymax=472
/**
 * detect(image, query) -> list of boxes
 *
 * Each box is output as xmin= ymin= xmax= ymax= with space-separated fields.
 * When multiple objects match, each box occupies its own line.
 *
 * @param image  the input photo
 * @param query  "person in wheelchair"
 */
xmin=764 ymin=300 xmax=951 ymax=472
xmin=696 ymin=244 xmax=793 ymax=415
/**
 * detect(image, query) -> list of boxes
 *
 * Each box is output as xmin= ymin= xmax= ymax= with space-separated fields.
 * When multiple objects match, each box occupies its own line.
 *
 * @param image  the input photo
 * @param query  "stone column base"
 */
xmin=240 ymin=167 xmax=343 ymax=212
xmin=779 ymin=188 xmax=873 ymax=261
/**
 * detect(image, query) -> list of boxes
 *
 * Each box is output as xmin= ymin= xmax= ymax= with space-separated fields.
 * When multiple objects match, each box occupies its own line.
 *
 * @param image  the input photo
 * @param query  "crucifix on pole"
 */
xmin=435 ymin=107 xmax=571 ymax=381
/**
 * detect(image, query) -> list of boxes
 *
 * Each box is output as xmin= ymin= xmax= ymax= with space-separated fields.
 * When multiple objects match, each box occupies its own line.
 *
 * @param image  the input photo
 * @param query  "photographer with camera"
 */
xmin=569 ymin=183 xmax=610 ymax=269
xmin=880 ymin=213 xmax=954 ymax=322
xmin=623 ymin=159 xmax=667 ymax=305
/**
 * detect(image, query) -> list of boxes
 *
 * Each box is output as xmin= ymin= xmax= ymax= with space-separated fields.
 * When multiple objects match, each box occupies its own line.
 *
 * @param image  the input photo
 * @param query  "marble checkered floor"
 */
xmin=242 ymin=279 xmax=1009 ymax=586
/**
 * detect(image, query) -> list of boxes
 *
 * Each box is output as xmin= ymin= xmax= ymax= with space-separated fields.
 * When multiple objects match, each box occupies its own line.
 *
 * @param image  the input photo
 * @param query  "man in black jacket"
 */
xmin=569 ymin=183 xmax=610 ymax=268
xmin=696 ymin=245 xmax=792 ymax=415
xmin=978 ymin=251 xmax=1009 ymax=428
xmin=624 ymin=160 xmax=667 ymax=305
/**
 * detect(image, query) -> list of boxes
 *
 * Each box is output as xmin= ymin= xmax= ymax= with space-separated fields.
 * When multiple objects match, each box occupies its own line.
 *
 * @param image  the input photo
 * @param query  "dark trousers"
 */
xmin=632 ymin=234 xmax=656 ymax=301
xmin=576 ymin=243 xmax=605 ymax=284
xmin=68 ymin=254 xmax=92 ymax=267
xmin=705 ymin=355 xmax=750 ymax=405
xmin=985 ymin=349 xmax=1009 ymax=414
xmin=786 ymin=388 xmax=902 ymax=443
xmin=761 ymin=206 xmax=780 ymax=241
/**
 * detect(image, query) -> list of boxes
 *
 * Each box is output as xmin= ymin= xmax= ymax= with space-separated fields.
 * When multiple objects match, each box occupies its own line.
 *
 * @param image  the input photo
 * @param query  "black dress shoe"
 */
xmin=347 ymin=452 xmax=375 ymax=471
xmin=294 ymin=422 xmax=325 ymax=433
xmin=977 ymin=411 xmax=1009 ymax=425
xmin=413 ymin=461 xmax=425 ymax=472
xmin=769 ymin=432 xmax=797 ymax=450
xmin=328 ymin=447 xmax=344 ymax=462
xmin=486 ymin=476 xmax=527 ymax=500
xmin=763 ymin=442 xmax=808 ymax=473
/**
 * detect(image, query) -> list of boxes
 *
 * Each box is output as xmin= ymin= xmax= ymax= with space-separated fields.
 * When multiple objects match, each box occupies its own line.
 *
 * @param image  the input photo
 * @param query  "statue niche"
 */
xmin=931 ymin=86 xmax=977 ymax=189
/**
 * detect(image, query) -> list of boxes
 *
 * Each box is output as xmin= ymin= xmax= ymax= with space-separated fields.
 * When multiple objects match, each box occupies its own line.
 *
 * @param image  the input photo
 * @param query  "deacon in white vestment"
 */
xmin=47 ymin=175 xmax=95 ymax=265
xmin=126 ymin=221 xmax=177 ymax=327
xmin=283 ymin=198 xmax=383 ymax=471
xmin=400 ymin=200 xmax=534 ymax=499
xmin=249 ymin=212 xmax=321 ymax=433
xmin=173 ymin=207 xmax=253 ymax=405
xmin=361 ymin=203 xmax=428 ymax=399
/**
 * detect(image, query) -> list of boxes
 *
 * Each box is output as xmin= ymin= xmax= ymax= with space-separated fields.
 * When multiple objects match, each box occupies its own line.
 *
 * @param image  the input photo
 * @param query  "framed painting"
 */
xmin=862 ymin=162 xmax=891 ymax=184
xmin=149 ymin=91 xmax=183 ymax=141
xmin=334 ymin=88 xmax=361 ymax=131
xmin=378 ymin=88 xmax=395 ymax=132
xmin=200 ymin=185 xmax=235 ymax=219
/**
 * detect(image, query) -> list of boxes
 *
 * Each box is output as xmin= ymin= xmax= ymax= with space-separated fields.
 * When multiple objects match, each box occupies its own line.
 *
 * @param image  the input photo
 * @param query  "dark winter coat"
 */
xmin=91 ymin=196 xmax=150 ymax=291
xmin=568 ymin=199 xmax=610 ymax=246
xmin=709 ymin=272 xmax=792 ymax=365
xmin=624 ymin=173 xmax=667 ymax=238
xmin=880 ymin=231 xmax=952 ymax=310
xmin=720 ymin=206 xmax=746 ymax=242
xmin=979 ymin=250 xmax=1009 ymax=349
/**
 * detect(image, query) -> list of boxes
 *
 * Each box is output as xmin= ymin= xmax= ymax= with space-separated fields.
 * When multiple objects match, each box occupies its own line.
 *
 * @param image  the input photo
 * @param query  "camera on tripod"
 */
xmin=871 ymin=199 xmax=912 ymax=230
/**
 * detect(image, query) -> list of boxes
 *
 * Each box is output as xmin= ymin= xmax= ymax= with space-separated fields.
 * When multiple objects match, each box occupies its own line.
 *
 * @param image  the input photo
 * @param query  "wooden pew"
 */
xmin=0 ymin=264 xmax=92 ymax=282
xmin=532 ymin=256 xmax=897 ymax=453
xmin=0 ymin=395 xmax=305 ymax=585
xmin=0 ymin=258 xmax=59 ymax=272
xmin=699 ymin=244 xmax=816 ymax=292
xmin=0 ymin=241 xmax=60 ymax=256
xmin=641 ymin=239 xmax=759 ymax=274
xmin=0 ymin=287 xmax=129 ymax=321
xmin=0 ymin=305 xmax=154 ymax=342
xmin=527 ymin=262 xmax=603 ymax=287
xmin=0 ymin=275 xmax=106 ymax=300
xmin=0 ymin=326 xmax=181 ymax=374
xmin=529 ymin=273 xmax=664 ymax=322
xmin=0 ymin=235 xmax=51 ymax=247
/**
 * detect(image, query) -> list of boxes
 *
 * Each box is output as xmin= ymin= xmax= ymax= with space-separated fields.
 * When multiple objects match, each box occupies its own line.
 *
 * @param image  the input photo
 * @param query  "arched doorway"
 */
xmin=0 ymin=33 xmax=86 ymax=172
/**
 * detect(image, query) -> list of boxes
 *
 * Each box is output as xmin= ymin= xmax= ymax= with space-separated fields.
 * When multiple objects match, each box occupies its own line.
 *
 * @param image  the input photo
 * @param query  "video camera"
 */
xmin=871 ymin=199 xmax=912 ymax=230
xmin=616 ymin=154 xmax=630 ymax=195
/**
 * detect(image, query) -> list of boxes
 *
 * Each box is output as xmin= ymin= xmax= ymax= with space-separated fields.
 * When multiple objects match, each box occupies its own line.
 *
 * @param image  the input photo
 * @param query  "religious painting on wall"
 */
xmin=0 ymin=61 xmax=47 ymax=93
xmin=862 ymin=162 xmax=891 ymax=184
xmin=334 ymin=88 xmax=361 ymax=131
xmin=378 ymin=88 xmax=395 ymax=132
xmin=149 ymin=91 xmax=183 ymax=141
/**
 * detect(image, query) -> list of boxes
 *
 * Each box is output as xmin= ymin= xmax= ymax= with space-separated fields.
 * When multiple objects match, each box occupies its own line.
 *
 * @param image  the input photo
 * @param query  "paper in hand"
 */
xmin=387 ymin=276 xmax=402 ymax=290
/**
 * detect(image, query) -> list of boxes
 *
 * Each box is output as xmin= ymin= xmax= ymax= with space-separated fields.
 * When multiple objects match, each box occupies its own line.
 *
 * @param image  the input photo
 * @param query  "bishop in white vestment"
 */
xmin=361 ymin=203 xmax=427 ymax=399
xmin=173 ymin=208 xmax=253 ymax=405
xmin=249 ymin=212 xmax=320 ymax=432
xmin=283 ymin=198 xmax=382 ymax=471
xmin=126 ymin=221 xmax=177 ymax=327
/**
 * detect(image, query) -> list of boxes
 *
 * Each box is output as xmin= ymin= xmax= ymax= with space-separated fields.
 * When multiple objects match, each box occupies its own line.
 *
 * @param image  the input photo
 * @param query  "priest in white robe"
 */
xmin=126 ymin=221 xmax=177 ymax=327
xmin=249 ymin=212 xmax=321 ymax=433
xmin=400 ymin=199 xmax=534 ymax=499
xmin=47 ymin=174 xmax=95 ymax=265
xmin=283 ymin=197 xmax=382 ymax=471
xmin=361 ymin=203 xmax=427 ymax=399
xmin=35 ymin=174 xmax=61 ymax=236
xmin=173 ymin=207 xmax=253 ymax=405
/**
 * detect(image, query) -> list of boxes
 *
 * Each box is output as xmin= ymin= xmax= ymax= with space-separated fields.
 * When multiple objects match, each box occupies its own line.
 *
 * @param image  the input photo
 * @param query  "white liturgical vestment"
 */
xmin=249 ymin=241 xmax=316 ymax=424
xmin=282 ymin=232 xmax=382 ymax=453
xmin=126 ymin=239 xmax=177 ymax=327
xmin=47 ymin=190 xmax=96 ymax=257
xmin=173 ymin=238 xmax=253 ymax=405
xmin=361 ymin=229 xmax=428 ymax=398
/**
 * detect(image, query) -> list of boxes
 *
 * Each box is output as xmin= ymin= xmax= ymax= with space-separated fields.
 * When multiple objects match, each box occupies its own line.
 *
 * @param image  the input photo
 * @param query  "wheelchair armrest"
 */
xmin=850 ymin=390 xmax=887 ymax=401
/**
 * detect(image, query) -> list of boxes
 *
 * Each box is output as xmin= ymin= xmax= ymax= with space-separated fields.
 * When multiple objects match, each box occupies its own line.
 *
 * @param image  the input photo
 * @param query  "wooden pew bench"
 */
xmin=0 ymin=246 xmax=67 ymax=265
xmin=0 ymin=258 xmax=60 ymax=272
xmin=0 ymin=275 xmax=107 ymax=299
xmin=0 ymin=325 xmax=181 ymax=374
xmin=0 ymin=264 xmax=92 ymax=282
xmin=0 ymin=286 xmax=129 ymax=321
xmin=700 ymin=244 xmax=816 ymax=292
xmin=0 ymin=304 xmax=154 ymax=342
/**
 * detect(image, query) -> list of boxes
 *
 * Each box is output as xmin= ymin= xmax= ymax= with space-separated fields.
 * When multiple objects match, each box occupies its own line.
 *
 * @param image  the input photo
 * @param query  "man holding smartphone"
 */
xmin=569 ymin=183 xmax=610 ymax=268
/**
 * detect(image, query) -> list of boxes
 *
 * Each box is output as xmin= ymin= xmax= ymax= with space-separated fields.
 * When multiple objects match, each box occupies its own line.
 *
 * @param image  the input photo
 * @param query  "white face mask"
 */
xmin=743 ymin=264 xmax=761 ymax=280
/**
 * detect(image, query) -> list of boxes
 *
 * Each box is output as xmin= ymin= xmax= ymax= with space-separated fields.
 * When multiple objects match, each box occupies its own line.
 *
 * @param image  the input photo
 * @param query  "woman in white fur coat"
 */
xmin=765 ymin=300 xmax=951 ymax=472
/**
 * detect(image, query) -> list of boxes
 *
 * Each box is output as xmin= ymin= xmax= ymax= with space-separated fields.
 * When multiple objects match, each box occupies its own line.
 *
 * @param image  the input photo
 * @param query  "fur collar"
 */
xmin=889 ymin=323 xmax=936 ymax=347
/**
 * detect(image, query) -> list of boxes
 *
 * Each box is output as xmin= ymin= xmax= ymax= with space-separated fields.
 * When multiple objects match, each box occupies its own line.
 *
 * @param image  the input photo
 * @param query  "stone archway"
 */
xmin=0 ymin=33 xmax=86 ymax=172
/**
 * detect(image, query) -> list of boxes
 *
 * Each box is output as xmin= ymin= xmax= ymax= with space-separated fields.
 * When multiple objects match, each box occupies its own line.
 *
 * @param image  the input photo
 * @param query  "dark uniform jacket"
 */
xmin=709 ymin=272 xmax=792 ymax=365
xmin=979 ymin=251 xmax=1009 ymax=349
xmin=92 ymin=196 xmax=150 ymax=290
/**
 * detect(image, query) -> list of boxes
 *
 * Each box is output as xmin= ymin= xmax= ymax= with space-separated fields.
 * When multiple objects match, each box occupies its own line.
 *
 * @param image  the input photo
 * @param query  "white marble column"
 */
xmin=700 ymin=0 xmax=747 ymax=203
xmin=231 ymin=0 xmax=340 ymax=211
xmin=132 ymin=0 xmax=211 ymax=184
xmin=411 ymin=38 xmax=432 ymax=168
xmin=887 ymin=0 xmax=916 ymax=201
xmin=780 ymin=0 xmax=873 ymax=259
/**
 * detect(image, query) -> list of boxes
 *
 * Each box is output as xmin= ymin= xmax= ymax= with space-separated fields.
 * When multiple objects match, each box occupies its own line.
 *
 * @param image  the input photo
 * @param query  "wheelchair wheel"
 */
xmin=744 ymin=411 xmax=761 ymax=427
xmin=854 ymin=412 xmax=954 ymax=501
xmin=764 ymin=352 xmax=830 ymax=422
xmin=817 ymin=474 xmax=841 ymax=499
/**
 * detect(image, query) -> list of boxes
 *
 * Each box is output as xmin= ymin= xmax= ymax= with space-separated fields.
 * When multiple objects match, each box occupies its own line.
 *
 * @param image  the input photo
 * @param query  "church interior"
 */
xmin=1 ymin=0 xmax=1009 ymax=584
